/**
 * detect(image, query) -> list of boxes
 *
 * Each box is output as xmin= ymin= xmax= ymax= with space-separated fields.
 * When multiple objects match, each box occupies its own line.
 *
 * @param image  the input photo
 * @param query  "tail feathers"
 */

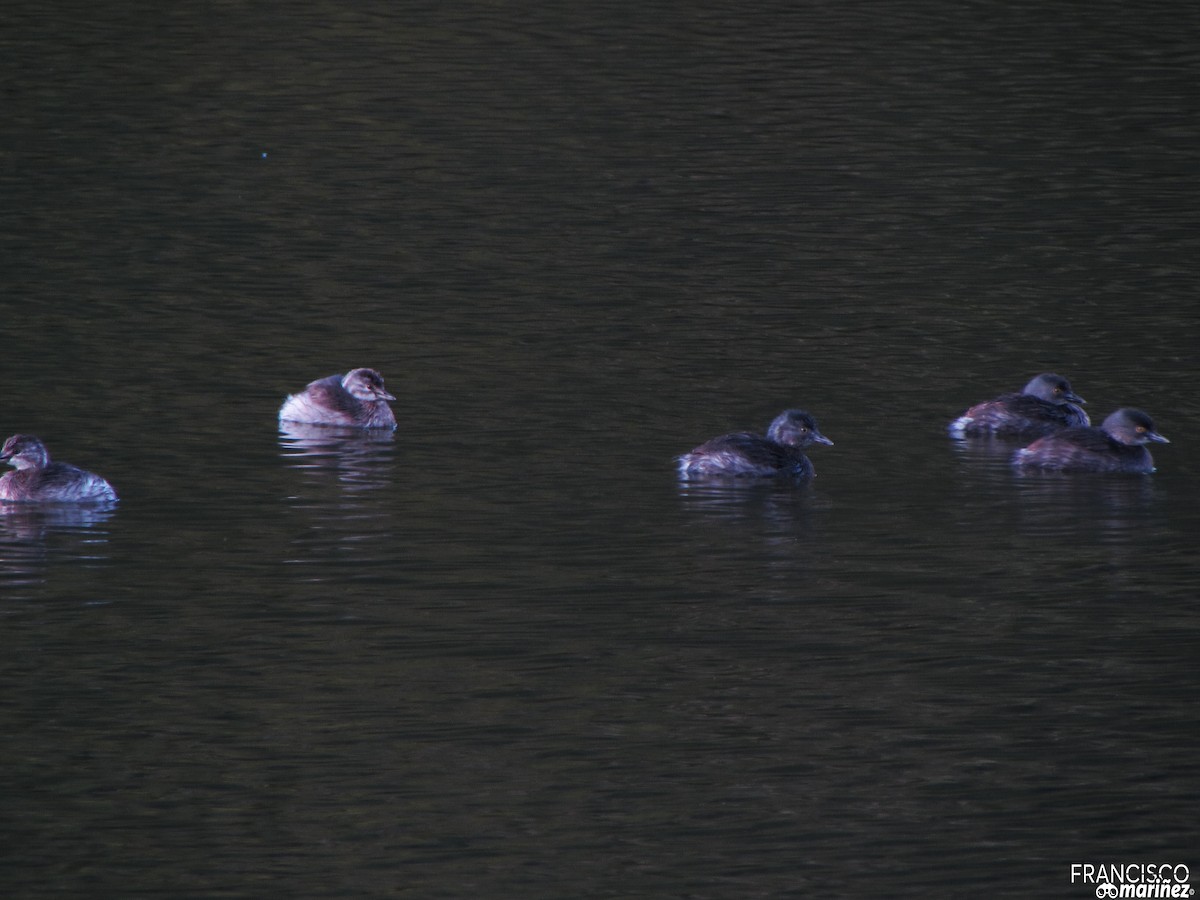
xmin=947 ymin=415 xmax=973 ymax=438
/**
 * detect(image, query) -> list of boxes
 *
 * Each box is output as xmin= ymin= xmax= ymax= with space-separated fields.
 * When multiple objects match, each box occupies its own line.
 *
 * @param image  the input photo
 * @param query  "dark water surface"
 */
xmin=2 ymin=1 xmax=1198 ymax=897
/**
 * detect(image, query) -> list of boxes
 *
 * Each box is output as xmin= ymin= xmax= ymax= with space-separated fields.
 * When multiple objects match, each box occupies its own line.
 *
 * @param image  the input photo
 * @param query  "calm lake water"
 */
xmin=2 ymin=1 xmax=1198 ymax=897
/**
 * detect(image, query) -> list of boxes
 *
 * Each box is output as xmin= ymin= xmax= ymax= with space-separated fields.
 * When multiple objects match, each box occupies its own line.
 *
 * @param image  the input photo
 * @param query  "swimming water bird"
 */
xmin=1012 ymin=408 xmax=1169 ymax=474
xmin=949 ymin=373 xmax=1088 ymax=438
xmin=278 ymin=368 xmax=397 ymax=429
xmin=0 ymin=434 xmax=118 ymax=503
xmin=678 ymin=409 xmax=833 ymax=479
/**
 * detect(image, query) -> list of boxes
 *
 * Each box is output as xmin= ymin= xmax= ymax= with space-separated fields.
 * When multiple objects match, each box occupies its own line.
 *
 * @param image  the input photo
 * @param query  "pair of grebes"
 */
xmin=0 ymin=368 xmax=395 ymax=505
xmin=0 ymin=369 xmax=1171 ymax=504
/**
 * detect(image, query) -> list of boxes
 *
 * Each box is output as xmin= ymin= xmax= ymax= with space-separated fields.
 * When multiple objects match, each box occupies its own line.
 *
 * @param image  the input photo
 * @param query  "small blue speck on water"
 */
xmin=261 ymin=152 xmax=268 ymax=158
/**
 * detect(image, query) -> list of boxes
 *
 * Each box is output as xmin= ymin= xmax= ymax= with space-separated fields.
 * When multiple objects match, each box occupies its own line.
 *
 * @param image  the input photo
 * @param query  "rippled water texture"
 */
xmin=2 ymin=1 xmax=1198 ymax=896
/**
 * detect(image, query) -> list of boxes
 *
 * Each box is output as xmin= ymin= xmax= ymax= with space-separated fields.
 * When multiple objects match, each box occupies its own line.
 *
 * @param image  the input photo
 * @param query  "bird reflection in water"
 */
xmin=278 ymin=421 xmax=396 ymax=494
xmin=676 ymin=477 xmax=822 ymax=530
xmin=0 ymin=503 xmax=117 ymax=589
xmin=277 ymin=422 xmax=399 ymax=578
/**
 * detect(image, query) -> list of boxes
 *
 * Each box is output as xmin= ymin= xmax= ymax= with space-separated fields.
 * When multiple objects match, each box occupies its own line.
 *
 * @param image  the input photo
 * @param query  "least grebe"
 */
xmin=0 ymin=434 xmax=118 ymax=503
xmin=949 ymin=373 xmax=1089 ymax=438
xmin=1012 ymin=407 xmax=1168 ymax=474
xmin=678 ymin=409 xmax=833 ymax=479
xmin=279 ymin=367 xmax=397 ymax=429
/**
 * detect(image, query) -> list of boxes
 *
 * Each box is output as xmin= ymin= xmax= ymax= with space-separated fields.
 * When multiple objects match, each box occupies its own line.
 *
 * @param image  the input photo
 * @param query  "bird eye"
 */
xmin=1136 ymin=426 xmax=1146 ymax=433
